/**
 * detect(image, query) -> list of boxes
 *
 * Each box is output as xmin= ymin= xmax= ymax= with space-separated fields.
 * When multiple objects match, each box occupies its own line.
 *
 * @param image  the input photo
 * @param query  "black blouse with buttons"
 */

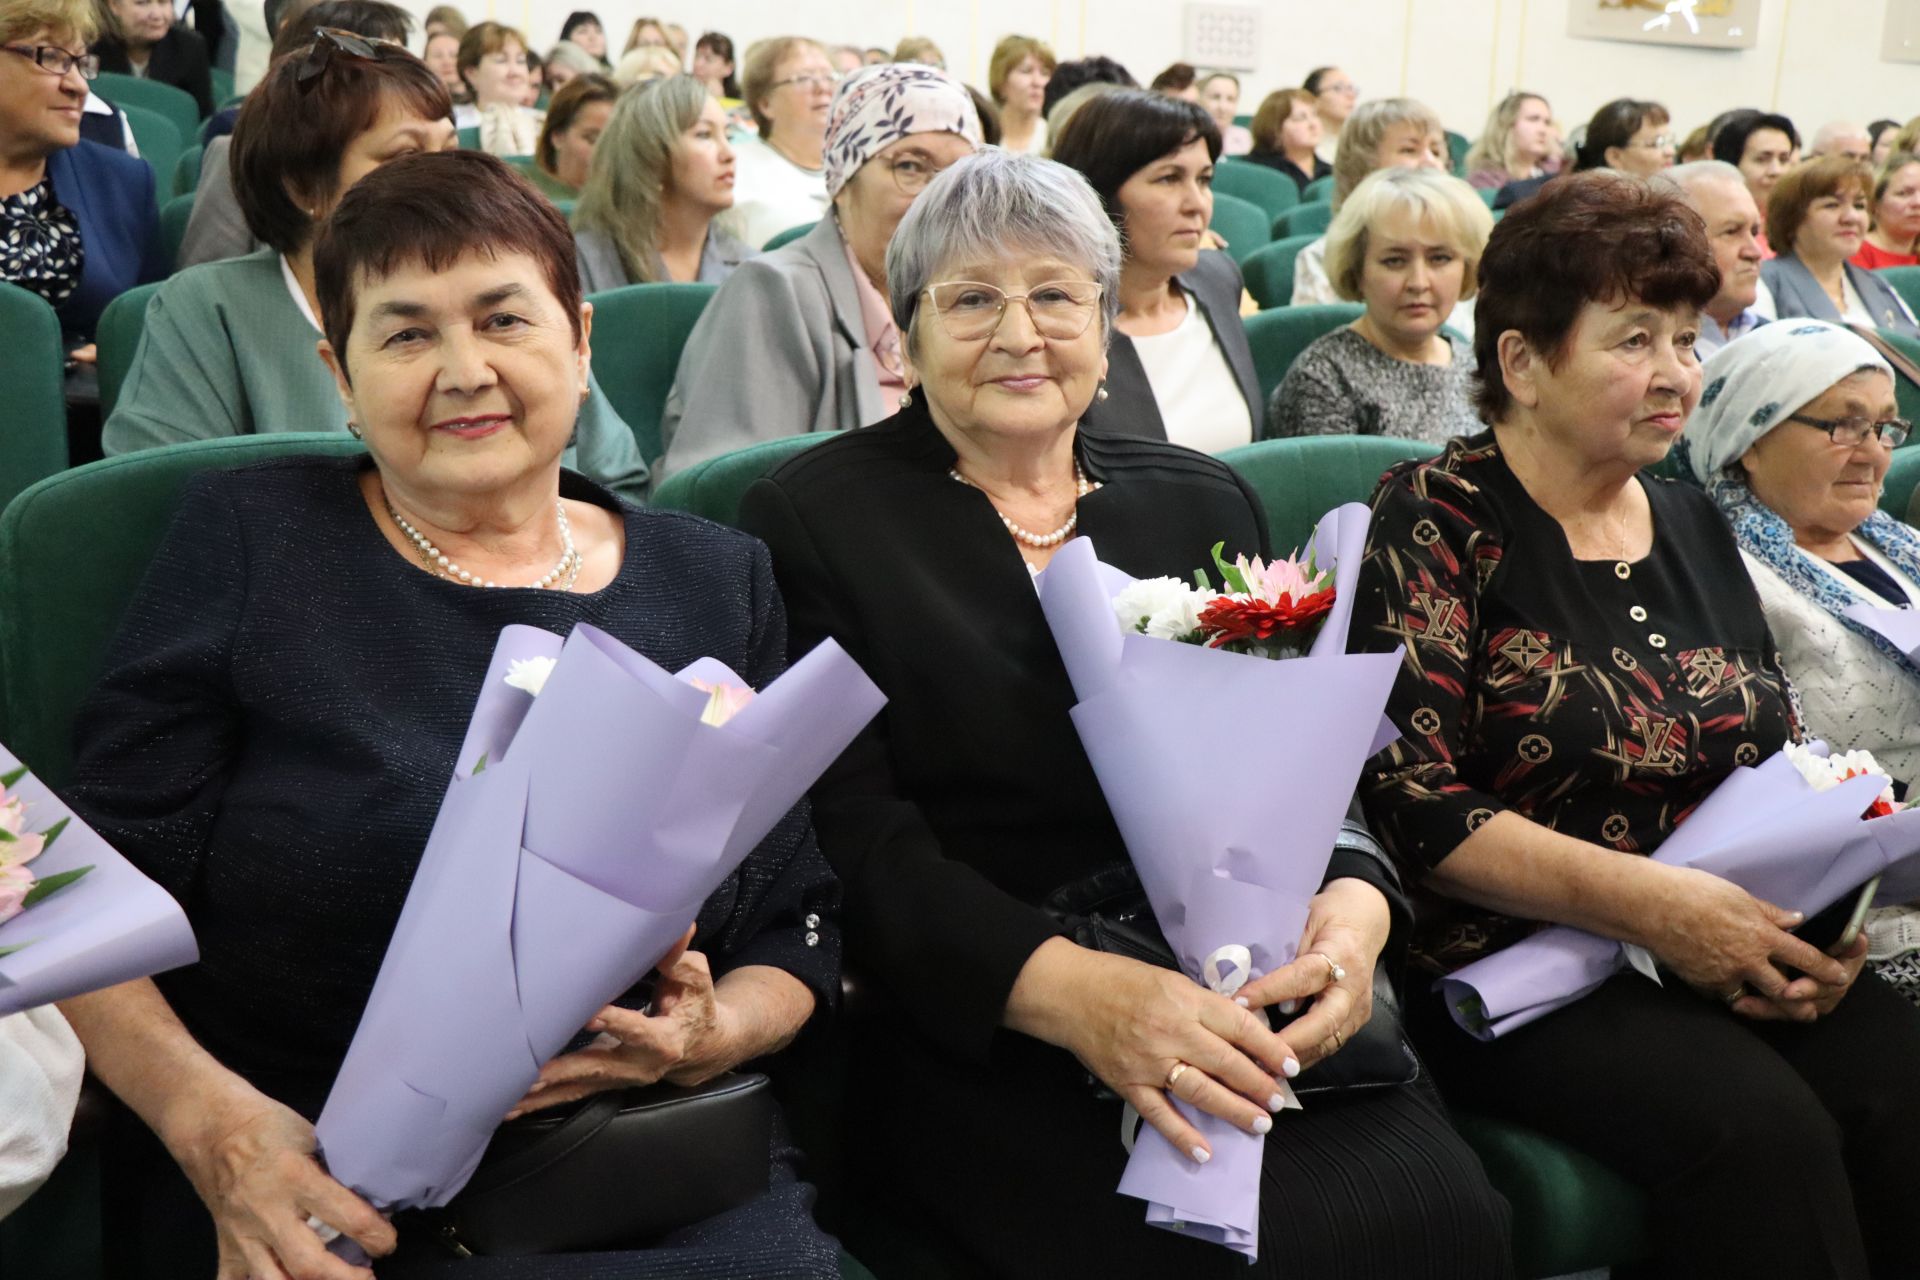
xmin=1347 ymin=433 xmax=1799 ymax=975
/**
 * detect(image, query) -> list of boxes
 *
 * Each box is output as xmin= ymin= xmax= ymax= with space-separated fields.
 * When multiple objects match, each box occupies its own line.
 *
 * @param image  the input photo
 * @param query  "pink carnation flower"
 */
xmin=0 ymin=863 xmax=33 ymax=924
xmin=0 ymin=788 xmax=45 ymax=870
xmin=690 ymin=679 xmax=756 ymax=727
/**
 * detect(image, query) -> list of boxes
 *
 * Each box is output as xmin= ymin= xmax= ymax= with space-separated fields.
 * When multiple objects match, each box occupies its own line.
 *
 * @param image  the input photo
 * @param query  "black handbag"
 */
xmin=399 ymin=1072 xmax=775 ymax=1258
xmin=1045 ymin=863 xmax=1419 ymax=1098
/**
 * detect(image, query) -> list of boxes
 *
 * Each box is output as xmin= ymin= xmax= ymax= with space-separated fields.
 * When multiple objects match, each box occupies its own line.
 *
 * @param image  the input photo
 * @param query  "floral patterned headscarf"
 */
xmin=822 ymin=63 xmax=982 ymax=197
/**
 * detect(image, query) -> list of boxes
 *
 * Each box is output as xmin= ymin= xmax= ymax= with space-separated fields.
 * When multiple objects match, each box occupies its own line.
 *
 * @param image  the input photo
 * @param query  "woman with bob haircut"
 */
xmin=718 ymin=35 xmax=834 ymax=249
xmin=1492 ymin=98 xmax=1669 ymax=210
xmin=1050 ymin=88 xmax=1262 ymax=449
xmin=572 ymin=73 xmax=747 ymax=290
xmin=738 ymin=145 xmax=1513 ymax=1280
xmin=1243 ymin=87 xmax=1329 ymax=195
xmin=1269 ymin=167 xmax=1491 ymax=442
xmin=1714 ymin=110 xmax=1800 ymax=248
xmin=1464 ymin=91 xmax=1557 ymax=191
xmin=1348 ymin=168 xmax=1920 ymax=1279
xmin=454 ymin=20 xmax=541 ymax=155
xmin=101 ymin=32 xmax=648 ymax=502
xmin=530 ymin=72 xmax=615 ymax=200
xmin=65 ymin=148 xmax=843 ymax=1280
xmin=1762 ymin=154 xmax=1920 ymax=336
xmin=988 ymin=33 xmax=1053 ymax=156
xmin=1291 ymin=97 xmax=1449 ymax=307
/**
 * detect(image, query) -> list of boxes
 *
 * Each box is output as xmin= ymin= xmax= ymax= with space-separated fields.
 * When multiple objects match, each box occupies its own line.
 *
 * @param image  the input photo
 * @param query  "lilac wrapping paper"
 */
xmin=1439 ymin=744 xmax=1920 ymax=1040
xmin=0 ymin=745 xmax=199 ymax=1015
xmin=1034 ymin=504 xmax=1403 ymax=1261
xmin=315 ymin=622 xmax=884 ymax=1219
xmin=1841 ymin=601 xmax=1920 ymax=659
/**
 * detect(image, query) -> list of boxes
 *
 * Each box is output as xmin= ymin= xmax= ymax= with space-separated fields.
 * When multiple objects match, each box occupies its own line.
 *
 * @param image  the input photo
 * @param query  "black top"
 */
xmin=1243 ymin=148 xmax=1331 ymax=196
xmin=1348 ymin=434 xmax=1799 ymax=974
xmin=67 ymin=458 xmax=837 ymax=1117
xmin=1831 ymin=556 xmax=1912 ymax=607
xmin=738 ymin=401 xmax=1406 ymax=1064
xmin=94 ymin=28 xmax=216 ymax=119
xmin=1492 ymin=173 xmax=1554 ymax=211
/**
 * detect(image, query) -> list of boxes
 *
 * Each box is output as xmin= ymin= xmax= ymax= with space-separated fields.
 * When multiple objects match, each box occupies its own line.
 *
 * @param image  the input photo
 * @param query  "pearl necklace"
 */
xmin=949 ymin=462 xmax=1101 ymax=549
xmin=384 ymin=496 xmax=581 ymax=590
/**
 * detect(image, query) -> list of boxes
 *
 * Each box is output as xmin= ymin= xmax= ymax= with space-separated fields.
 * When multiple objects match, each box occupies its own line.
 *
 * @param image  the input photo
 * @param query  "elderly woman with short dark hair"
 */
xmin=63 ymin=148 xmax=841 ymax=1280
xmin=739 ymin=147 xmax=1512 ymax=1279
xmin=1349 ymin=170 xmax=1920 ymax=1279
xmin=102 ymin=32 xmax=648 ymax=502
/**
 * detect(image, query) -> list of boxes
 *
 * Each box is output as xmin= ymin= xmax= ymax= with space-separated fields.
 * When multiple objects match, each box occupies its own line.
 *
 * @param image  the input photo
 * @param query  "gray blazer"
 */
xmin=656 ymin=216 xmax=882 ymax=487
xmin=177 ymin=135 xmax=258 ymax=269
xmin=1760 ymin=253 xmax=1920 ymax=338
xmin=574 ymin=225 xmax=752 ymax=294
xmin=1080 ymin=250 xmax=1263 ymax=440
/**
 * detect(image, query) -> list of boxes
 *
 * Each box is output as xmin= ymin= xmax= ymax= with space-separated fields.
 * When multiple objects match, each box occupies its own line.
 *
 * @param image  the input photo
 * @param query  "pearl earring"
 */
xmin=900 ymin=389 xmax=914 ymax=408
xmin=1096 ymin=383 xmax=1110 ymax=402
xmin=346 ymin=421 xmax=363 ymax=439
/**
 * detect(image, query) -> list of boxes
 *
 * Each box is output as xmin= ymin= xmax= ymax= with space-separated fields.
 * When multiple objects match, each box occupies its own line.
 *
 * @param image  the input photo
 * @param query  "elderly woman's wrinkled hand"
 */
xmin=507 ymin=927 xmax=739 ymax=1117
xmin=1733 ymin=934 xmax=1869 ymax=1023
xmin=178 ymin=1086 xmax=394 ymax=1280
xmin=1643 ymin=865 xmax=1851 ymax=1010
xmin=1234 ymin=877 xmax=1392 ymax=1070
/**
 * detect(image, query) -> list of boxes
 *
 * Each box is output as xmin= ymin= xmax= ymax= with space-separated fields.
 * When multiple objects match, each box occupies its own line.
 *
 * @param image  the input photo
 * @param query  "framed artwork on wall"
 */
xmin=1568 ymin=0 xmax=1762 ymax=50
xmin=1887 ymin=0 xmax=1920 ymax=64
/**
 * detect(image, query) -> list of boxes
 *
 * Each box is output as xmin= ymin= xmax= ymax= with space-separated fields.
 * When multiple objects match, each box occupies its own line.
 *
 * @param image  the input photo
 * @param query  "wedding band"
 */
xmin=1723 ymin=986 xmax=1746 ymax=1006
xmin=1321 ymin=954 xmax=1346 ymax=984
xmin=1167 ymin=1061 xmax=1190 ymax=1091
xmin=1331 ymin=1029 xmax=1345 ymax=1051
xmin=304 ymin=1214 xmax=341 ymax=1245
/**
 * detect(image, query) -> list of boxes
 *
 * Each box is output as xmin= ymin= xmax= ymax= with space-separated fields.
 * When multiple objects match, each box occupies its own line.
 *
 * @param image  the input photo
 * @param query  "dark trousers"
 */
xmin=1409 ymin=967 xmax=1920 ymax=1280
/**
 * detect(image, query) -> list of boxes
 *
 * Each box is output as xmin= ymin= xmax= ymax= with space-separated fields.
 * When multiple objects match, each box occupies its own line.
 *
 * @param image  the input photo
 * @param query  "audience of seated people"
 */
xmin=573 ymin=73 xmax=747 ymax=290
xmin=1762 ymin=154 xmax=1920 ymax=336
xmin=16 ymin=7 xmax=1920 ymax=1276
xmin=1242 ymin=86 xmax=1329 ymax=194
xmin=1269 ymin=167 xmax=1490 ymax=442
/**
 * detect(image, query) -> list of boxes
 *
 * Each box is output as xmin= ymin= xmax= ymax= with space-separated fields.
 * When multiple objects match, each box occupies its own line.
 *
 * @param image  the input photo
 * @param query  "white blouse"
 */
xmin=715 ymin=134 xmax=830 ymax=251
xmin=1128 ymin=288 xmax=1253 ymax=455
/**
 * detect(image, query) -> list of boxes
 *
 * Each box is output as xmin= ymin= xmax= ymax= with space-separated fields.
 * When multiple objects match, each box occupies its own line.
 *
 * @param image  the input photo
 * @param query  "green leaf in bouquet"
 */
xmin=1210 ymin=542 xmax=1250 ymax=596
xmin=0 ymin=766 xmax=26 ymax=789
xmin=22 ymin=865 xmax=93 ymax=908
xmin=0 ymin=944 xmax=25 ymax=958
xmin=0 ymin=828 xmax=13 ymax=843
xmin=473 ymin=753 xmax=489 ymax=775
xmin=1454 ymin=993 xmax=1491 ymax=1037
xmin=38 ymin=817 xmax=69 ymax=851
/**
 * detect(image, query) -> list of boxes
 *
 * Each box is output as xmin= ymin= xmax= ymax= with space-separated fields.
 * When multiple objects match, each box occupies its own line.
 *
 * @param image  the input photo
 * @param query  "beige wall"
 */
xmin=419 ymin=0 xmax=1914 ymax=140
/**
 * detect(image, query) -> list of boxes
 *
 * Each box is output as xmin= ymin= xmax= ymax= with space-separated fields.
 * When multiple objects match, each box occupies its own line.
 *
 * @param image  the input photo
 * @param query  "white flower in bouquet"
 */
xmin=1784 ymin=741 xmax=1900 ymax=816
xmin=1113 ymin=576 xmax=1206 ymax=641
xmin=503 ymin=656 xmax=557 ymax=697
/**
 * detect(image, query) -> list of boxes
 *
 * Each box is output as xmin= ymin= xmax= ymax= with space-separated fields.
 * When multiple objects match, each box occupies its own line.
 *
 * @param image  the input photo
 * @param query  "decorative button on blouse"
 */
xmin=1614 ymin=562 xmax=1632 ymax=580
xmin=1649 ymin=633 xmax=1667 ymax=649
xmin=804 ymin=913 xmax=820 ymax=929
xmin=804 ymin=931 xmax=820 ymax=947
xmin=1630 ymin=606 xmax=1648 ymax=622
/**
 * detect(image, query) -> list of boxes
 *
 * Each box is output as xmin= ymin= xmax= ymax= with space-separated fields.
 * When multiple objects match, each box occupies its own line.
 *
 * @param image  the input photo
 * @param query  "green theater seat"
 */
xmin=582 ymin=281 xmax=717 ymax=468
xmin=0 ymin=282 xmax=68 ymax=513
xmin=1454 ymin=1112 xmax=1651 ymax=1277
xmin=1218 ymin=435 xmax=1436 ymax=554
xmin=650 ymin=434 xmax=832 ymax=521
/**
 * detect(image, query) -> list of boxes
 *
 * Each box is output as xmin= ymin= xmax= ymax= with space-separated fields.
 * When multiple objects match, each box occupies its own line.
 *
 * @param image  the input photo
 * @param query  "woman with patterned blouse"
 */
xmin=1349 ymin=171 xmax=1920 ymax=1279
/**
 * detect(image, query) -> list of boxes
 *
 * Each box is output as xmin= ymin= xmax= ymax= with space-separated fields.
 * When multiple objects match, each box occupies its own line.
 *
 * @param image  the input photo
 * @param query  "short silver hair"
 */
xmin=1662 ymin=159 xmax=1748 ymax=200
xmin=886 ymin=148 xmax=1123 ymax=346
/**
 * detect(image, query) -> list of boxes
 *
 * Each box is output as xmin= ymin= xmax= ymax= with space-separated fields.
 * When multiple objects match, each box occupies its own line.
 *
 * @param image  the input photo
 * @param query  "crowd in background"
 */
xmin=5 ymin=0 xmax=1920 ymax=1276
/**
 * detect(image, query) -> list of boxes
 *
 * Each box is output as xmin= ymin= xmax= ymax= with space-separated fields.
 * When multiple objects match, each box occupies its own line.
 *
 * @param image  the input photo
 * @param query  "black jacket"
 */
xmin=1080 ymin=248 xmax=1265 ymax=442
xmin=738 ymin=401 xmax=1407 ymax=1063
xmin=95 ymin=27 xmax=215 ymax=120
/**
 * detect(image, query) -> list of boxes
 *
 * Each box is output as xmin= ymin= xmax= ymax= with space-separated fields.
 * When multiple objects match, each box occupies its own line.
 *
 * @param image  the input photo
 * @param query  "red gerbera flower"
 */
xmin=1197 ymin=587 xmax=1337 ymax=649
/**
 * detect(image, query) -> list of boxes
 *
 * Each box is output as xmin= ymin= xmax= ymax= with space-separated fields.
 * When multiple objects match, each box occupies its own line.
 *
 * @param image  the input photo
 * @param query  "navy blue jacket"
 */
xmin=44 ymin=140 xmax=167 ymax=346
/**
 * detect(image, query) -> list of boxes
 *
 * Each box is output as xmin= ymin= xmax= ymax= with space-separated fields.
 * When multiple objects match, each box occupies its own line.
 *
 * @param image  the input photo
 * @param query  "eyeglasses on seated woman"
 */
xmin=62 ymin=147 xmax=844 ymax=1280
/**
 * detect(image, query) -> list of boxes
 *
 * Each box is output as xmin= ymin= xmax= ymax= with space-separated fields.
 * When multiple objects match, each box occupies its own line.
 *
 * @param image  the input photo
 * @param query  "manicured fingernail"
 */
xmin=1787 ymin=911 xmax=1804 ymax=922
xmin=1190 ymin=1146 xmax=1211 ymax=1164
xmin=1281 ymin=1057 xmax=1300 ymax=1078
xmin=1251 ymin=1115 xmax=1272 ymax=1135
xmin=587 ymin=1018 xmax=606 ymax=1031
xmin=1278 ymin=999 xmax=1299 ymax=1015
xmin=504 ymin=1109 xmax=521 ymax=1120
xmin=1269 ymin=1093 xmax=1287 ymax=1112
xmin=1234 ymin=996 xmax=1250 ymax=1008
xmin=528 ymin=1081 xmax=547 ymax=1093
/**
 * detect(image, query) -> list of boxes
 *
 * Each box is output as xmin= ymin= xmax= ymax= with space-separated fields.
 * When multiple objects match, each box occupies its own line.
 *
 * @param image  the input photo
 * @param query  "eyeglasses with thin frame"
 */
xmin=922 ymin=280 xmax=1104 ymax=342
xmin=1627 ymin=134 xmax=1676 ymax=151
xmin=772 ymin=72 xmax=837 ymax=92
xmin=882 ymin=152 xmax=954 ymax=196
xmin=1788 ymin=411 xmax=1911 ymax=449
xmin=1 ymin=44 xmax=99 ymax=80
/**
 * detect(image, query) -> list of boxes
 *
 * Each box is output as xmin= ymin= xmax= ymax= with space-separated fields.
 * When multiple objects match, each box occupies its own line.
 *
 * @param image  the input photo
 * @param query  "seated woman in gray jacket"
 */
xmin=1761 ymin=155 xmax=1920 ymax=338
xmin=1050 ymin=89 xmax=1263 ymax=450
xmin=655 ymin=62 xmax=981 ymax=485
xmin=571 ymin=74 xmax=750 ymax=292
xmin=102 ymin=35 xmax=650 ymax=504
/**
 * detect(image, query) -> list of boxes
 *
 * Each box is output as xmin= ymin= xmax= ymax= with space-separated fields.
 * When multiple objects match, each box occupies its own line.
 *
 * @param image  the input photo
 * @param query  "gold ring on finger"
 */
xmin=1166 ymin=1061 xmax=1190 ymax=1091
xmin=1723 ymin=985 xmax=1746 ymax=1006
xmin=1331 ymin=1029 xmax=1345 ymax=1052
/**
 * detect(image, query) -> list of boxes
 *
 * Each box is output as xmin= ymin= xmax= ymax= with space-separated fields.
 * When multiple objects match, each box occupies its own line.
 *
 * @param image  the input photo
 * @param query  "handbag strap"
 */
xmin=459 ymin=1089 xmax=626 ymax=1195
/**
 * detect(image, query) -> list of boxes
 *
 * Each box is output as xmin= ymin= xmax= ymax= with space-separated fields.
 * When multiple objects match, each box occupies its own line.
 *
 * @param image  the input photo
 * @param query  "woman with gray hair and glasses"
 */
xmin=738 ymin=148 xmax=1512 ymax=1278
xmin=1681 ymin=320 xmax=1920 ymax=1003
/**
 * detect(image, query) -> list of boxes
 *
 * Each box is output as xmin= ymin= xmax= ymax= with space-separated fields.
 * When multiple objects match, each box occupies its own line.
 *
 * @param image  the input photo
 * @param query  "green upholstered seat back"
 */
xmin=764 ymin=222 xmax=816 ymax=251
xmin=582 ymin=281 xmax=717 ymax=469
xmin=1878 ymin=266 xmax=1920 ymax=319
xmin=1244 ymin=302 xmax=1365 ymax=408
xmin=0 ymin=283 xmax=69 ymax=513
xmin=650 ymin=434 xmax=832 ymax=524
xmin=1876 ymin=327 xmax=1920 ymax=428
xmin=1239 ymin=233 xmax=1321 ymax=310
xmin=1301 ymin=174 xmax=1334 ymax=203
xmin=1207 ymin=191 xmax=1271 ymax=263
xmin=1453 ymin=1112 xmax=1650 ymax=1277
xmin=159 ymin=192 xmax=193 ymax=271
xmin=171 ymin=141 xmax=203 ymax=197
xmin=1882 ymin=446 xmax=1920 ymax=520
xmin=1212 ymin=159 xmax=1300 ymax=221
xmin=1446 ymin=130 xmax=1470 ymax=176
xmin=1218 ymin=435 xmax=1436 ymax=555
xmin=94 ymin=72 xmax=200 ymax=137
xmin=1277 ymin=200 xmax=1332 ymax=238
xmin=95 ymin=281 xmax=164 ymax=420
xmin=117 ymin=103 xmax=182 ymax=199
xmin=0 ymin=435 xmax=365 ymax=785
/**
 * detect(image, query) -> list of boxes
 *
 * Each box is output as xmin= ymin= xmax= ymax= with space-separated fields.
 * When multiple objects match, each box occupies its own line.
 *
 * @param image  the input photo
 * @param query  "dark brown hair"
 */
xmin=313 ymin=151 xmax=583 ymax=378
xmin=1050 ymin=88 xmax=1220 ymax=244
xmin=537 ymin=72 xmax=616 ymax=171
xmin=1574 ymin=98 xmax=1669 ymax=172
xmin=1250 ymin=87 xmax=1316 ymax=152
xmin=232 ymin=34 xmax=451 ymax=253
xmin=1473 ymin=171 xmax=1718 ymax=422
xmin=1767 ymin=153 xmax=1873 ymax=255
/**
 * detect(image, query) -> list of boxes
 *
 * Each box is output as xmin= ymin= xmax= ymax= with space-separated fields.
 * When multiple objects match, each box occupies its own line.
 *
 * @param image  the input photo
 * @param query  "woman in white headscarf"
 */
xmin=1680 ymin=319 xmax=1920 ymax=1000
